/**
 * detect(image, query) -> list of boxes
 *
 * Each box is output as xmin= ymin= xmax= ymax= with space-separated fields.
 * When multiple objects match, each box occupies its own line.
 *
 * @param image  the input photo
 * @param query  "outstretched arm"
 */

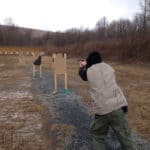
xmin=79 ymin=67 xmax=88 ymax=81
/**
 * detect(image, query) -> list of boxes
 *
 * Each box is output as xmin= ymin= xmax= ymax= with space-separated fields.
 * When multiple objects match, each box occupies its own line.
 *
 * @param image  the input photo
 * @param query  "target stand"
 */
xmin=32 ymin=54 xmax=42 ymax=78
xmin=52 ymin=53 xmax=68 ymax=94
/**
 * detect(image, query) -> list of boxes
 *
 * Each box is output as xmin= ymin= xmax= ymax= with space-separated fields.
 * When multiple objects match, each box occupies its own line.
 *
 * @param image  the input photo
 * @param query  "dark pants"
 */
xmin=90 ymin=109 xmax=135 ymax=150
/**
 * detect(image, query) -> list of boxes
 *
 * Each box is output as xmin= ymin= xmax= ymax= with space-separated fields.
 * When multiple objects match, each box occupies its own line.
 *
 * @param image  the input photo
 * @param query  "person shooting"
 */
xmin=79 ymin=51 xmax=135 ymax=150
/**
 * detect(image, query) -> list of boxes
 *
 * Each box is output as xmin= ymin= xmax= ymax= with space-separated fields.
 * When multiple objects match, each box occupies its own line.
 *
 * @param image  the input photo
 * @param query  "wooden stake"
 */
xmin=40 ymin=65 xmax=42 ymax=78
xmin=53 ymin=73 xmax=58 ymax=94
xmin=32 ymin=64 xmax=35 ymax=77
xmin=64 ymin=53 xmax=67 ymax=90
xmin=64 ymin=72 xmax=67 ymax=90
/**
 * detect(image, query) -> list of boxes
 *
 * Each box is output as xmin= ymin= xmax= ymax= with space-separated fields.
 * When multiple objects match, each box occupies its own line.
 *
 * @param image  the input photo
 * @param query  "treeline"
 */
xmin=0 ymin=25 xmax=46 ymax=46
xmin=0 ymin=0 xmax=150 ymax=61
xmin=50 ymin=0 xmax=150 ymax=61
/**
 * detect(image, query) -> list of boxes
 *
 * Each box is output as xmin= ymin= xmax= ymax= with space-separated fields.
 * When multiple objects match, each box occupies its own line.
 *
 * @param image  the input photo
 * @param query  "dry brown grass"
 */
xmin=67 ymin=58 xmax=150 ymax=141
xmin=0 ymin=55 xmax=48 ymax=149
xmin=0 ymin=46 xmax=43 ymax=52
xmin=17 ymin=98 xmax=43 ymax=113
xmin=0 ymin=53 xmax=149 ymax=149
xmin=115 ymin=63 xmax=150 ymax=140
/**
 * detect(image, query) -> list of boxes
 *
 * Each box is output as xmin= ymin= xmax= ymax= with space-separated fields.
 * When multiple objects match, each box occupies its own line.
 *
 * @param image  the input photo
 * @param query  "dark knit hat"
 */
xmin=86 ymin=51 xmax=102 ymax=68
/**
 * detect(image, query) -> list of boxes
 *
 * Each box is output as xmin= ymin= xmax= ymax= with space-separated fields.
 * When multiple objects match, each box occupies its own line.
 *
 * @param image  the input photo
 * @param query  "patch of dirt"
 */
xmin=0 ymin=56 xmax=48 ymax=150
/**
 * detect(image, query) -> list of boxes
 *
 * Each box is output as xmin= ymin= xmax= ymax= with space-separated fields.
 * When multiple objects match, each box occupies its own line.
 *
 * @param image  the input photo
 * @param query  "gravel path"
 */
xmin=31 ymin=68 xmax=150 ymax=150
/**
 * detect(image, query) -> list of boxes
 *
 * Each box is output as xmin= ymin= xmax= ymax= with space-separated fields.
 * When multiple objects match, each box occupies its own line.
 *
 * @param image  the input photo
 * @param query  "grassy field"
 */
xmin=67 ymin=58 xmax=150 ymax=141
xmin=0 ymin=54 xmax=149 ymax=149
xmin=0 ymin=46 xmax=43 ymax=51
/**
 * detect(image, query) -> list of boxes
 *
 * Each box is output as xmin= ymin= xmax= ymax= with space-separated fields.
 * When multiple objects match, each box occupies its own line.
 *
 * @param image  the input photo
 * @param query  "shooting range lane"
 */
xmin=31 ymin=58 xmax=120 ymax=149
xmin=30 ymin=64 xmax=92 ymax=149
xmin=1 ymin=55 xmax=150 ymax=149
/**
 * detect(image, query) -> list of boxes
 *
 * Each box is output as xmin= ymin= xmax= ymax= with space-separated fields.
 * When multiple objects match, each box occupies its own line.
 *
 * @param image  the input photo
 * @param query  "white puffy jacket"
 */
xmin=87 ymin=62 xmax=128 ymax=115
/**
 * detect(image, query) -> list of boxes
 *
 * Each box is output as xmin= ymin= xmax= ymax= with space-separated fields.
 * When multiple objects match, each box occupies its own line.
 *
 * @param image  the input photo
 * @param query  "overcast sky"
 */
xmin=0 ymin=0 xmax=140 ymax=31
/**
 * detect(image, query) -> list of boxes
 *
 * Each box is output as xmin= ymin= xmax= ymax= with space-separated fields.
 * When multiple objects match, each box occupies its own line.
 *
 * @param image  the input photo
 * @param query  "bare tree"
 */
xmin=95 ymin=16 xmax=108 ymax=39
xmin=139 ymin=0 xmax=150 ymax=33
xmin=3 ymin=17 xmax=15 ymax=26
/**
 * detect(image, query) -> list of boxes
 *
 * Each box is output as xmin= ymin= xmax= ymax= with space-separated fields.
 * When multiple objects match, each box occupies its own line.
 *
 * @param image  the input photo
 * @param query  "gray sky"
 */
xmin=0 ymin=0 xmax=140 ymax=31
